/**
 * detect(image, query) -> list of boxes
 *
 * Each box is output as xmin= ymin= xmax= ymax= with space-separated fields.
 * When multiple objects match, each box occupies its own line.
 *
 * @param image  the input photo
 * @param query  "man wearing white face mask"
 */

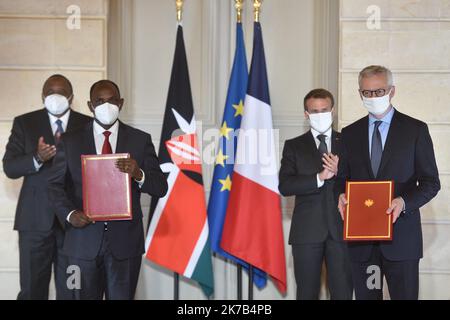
xmin=2 ymin=74 xmax=91 ymax=299
xmin=279 ymin=89 xmax=353 ymax=300
xmin=48 ymin=80 xmax=168 ymax=300
xmin=336 ymin=65 xmax=440 ymax=300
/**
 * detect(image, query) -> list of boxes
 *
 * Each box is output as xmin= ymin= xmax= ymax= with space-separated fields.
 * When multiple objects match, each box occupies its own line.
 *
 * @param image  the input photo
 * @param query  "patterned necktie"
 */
xmin=55 ymin=119 xmax=64 ymax=144
xmin=371 ymin=121 xmax=383 ymax=177
xmin=317 ymin=134 xmax=328 ymax=156
xmin=102 ymin=131 xmax=112 ymax=154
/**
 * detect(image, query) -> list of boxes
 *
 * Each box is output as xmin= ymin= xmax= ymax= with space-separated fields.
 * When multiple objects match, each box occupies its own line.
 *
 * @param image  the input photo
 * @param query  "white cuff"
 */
xmin=33 ymin=157 xmax=43 ymax=171
xmin=135 ymin=169 xmax=145 ymax=188
xmin=67 ymin=210 xmax=77 ymax=222
xmin=316 ymin=174 xmax=325 ymax=188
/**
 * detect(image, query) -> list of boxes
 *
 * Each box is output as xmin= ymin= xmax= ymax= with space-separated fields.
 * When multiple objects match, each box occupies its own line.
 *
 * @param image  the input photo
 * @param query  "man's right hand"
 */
xmin=338 ymin=193 xmax=348 ymax=221
xmin=69 ymin=210 xmax=93 ymax=228
xmin=36 ymin=136 xmax=56 ymax=162
xmin=319 ymin=167 xmax=335 ymax=181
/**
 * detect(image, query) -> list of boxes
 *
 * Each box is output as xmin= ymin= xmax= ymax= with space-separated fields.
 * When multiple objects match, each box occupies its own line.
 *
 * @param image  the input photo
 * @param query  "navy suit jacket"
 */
xmin=3 ymin=109 xmax=91 ymax=232
xmin=48 ymin=120 xmax=168 ymax=260
xmin=335 ymin=109 xmax=440 ymax=262
xmin=279 ymin=130 xmax=343 ymax=244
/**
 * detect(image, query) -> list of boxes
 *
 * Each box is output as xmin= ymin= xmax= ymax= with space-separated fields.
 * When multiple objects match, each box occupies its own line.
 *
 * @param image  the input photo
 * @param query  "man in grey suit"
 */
xmin=279 ymin=89 xmax=353 ymax=300
xmin=2 ymin=74 xmax=91 ymax=299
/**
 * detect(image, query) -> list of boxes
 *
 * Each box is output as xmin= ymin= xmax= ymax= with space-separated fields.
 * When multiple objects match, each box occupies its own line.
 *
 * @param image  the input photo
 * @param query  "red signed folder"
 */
xmin=81 ymin=153 xmax=132 ymax=221
xmin=344 ymin=181 xmax=393 ymax=241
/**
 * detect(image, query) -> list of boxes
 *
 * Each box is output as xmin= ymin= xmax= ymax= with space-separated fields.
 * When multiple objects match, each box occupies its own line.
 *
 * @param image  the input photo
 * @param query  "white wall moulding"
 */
xmin=0 ymin=0 xmax=108 ymax=16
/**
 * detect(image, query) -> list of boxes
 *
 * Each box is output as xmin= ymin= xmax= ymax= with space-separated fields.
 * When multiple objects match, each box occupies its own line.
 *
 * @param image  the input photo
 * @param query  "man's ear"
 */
xmin=118 ymin=98 xmax=124 ymax=111
xmin=389 ymin=86 xmax=396 ymax=100
xmin=304 ymin=110 xmax=309 ymax=120
xmin=87 ymin=101 xmax=94 ymax=114
xmin=68 ymin=95 xmax=74 ymax=106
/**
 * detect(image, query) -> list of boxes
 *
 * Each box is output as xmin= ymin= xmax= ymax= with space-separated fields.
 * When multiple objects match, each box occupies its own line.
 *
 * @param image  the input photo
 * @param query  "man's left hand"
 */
xmin=116 ymin=158 xmax=143 ymax=180
xmin=386 ymin=197 xmax=405 ymax=224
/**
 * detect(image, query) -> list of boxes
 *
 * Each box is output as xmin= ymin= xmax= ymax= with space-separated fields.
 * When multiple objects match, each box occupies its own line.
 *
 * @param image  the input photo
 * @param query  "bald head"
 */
xmin=88 ymin=80 xmax=124 ymax=116
xmin=42 ymin=74 xmax=73 ymax=101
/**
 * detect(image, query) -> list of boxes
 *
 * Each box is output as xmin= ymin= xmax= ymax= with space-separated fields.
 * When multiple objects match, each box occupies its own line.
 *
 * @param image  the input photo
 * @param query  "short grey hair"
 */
xmin=358 ymin=65 xmax=394 ymax=88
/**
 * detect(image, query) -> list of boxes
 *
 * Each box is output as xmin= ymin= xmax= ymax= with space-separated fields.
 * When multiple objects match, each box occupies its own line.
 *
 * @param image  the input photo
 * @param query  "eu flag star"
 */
xmin=215 ymin=149 xmax=229 ymax=167
xmin=232 ymin=100 xmax=244 ymax=117
xmin=218 ymin=175 xmax=232 ymax=192
xmin=220 ymin=121 xmax=233 ymax=140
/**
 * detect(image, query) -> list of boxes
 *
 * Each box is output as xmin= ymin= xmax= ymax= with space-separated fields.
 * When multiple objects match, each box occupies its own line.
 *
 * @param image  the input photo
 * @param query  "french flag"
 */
xmin=220 ymin=21 xmax=287 ymax=294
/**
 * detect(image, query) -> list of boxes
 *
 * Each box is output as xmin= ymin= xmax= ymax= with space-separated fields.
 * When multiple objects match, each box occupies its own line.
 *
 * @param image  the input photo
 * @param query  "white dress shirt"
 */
xmin=66 ymin=120 xmax=145 ymax=222
xmin=311 ymin=127 xmax=332 ymax=188
xmin=33 ymin=110 xmax=71 ymax=170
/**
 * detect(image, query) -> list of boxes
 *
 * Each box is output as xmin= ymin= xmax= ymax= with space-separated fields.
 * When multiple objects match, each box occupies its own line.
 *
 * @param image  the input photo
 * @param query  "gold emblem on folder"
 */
xmin=365 ymin=199 xmax=375 ymax=208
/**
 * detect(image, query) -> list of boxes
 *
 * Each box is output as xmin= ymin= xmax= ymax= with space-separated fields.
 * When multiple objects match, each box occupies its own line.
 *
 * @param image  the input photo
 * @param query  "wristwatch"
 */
xmin=34 ymin=151 xmax=44 ymax=165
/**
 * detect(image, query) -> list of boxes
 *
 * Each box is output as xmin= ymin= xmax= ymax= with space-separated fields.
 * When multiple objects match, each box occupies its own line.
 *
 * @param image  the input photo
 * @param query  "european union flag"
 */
xmin=207 ymin=23 xmax=266 ymax=289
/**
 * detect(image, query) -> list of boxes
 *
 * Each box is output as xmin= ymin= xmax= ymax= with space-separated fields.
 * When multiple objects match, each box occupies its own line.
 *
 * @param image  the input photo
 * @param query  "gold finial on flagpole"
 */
xmin=235 ymin=0 xmax=243 ymax=23
xmin=176 ymin=0 xmax=184 ymax=23
xmin=253 ymin=0 xmax=262 ymax=22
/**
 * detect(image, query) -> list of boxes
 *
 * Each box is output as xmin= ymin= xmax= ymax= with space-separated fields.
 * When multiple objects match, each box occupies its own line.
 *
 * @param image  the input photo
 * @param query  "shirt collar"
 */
xmin=369 ymin=106 xmax=395 ymax=126
xmin=48 ymin=109 xmax=71 ymax=126
xmin=93 ymin=120 xmax=119 ymax=136
xmin=311 ymin=127 xmax=332 ymax=140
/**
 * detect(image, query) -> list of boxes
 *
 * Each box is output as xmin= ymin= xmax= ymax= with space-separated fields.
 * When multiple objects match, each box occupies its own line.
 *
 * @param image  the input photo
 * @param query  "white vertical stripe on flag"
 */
xmin=234 ymin=95 xmax=280 ymax=194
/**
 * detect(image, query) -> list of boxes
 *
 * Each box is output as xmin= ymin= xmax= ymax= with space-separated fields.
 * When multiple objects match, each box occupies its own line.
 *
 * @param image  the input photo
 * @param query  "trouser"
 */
xmin=292 ymin=235 xmax=353 ymax=300
xmin=350 ymin=244 xmax=419 ymax=300
xmin=64 ymin=229 xmax=142 ymax=300
xmin=17 ymin=220 xmax=65 ymax=300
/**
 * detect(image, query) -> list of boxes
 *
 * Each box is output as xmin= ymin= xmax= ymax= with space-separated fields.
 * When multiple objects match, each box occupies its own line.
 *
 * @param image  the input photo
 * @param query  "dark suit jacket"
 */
xmin=335 ymin=109 xmax=440 ymax=262
xmin=279 ymin=130 xmax=343 ymax=244
xmin=2 ymin=109 xmax=91 ymax=232
xmin=48 ymin=121 xmax=168 ymax=260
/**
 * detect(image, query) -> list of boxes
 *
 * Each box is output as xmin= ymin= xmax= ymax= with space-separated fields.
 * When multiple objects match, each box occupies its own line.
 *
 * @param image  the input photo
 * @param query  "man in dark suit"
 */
xmin=2 ymin=74 xmax=91 ymax=299
xmin=279 ymin=89 xmax=353 ymax=300
xmin=336 ymin=65 xmax=440 ymax=300
xmin=48 ymin=80 xmax=168 ymax=300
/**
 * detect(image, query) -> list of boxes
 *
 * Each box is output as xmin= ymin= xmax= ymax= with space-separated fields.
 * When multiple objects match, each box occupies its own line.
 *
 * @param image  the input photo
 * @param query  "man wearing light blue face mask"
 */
xmin=279 ymin=89 xmax=353 ymax=300
xmin=2 ymin=74 xmax=91 ymax=300
xmin=336 ymin=65 xmax=440 ymax=300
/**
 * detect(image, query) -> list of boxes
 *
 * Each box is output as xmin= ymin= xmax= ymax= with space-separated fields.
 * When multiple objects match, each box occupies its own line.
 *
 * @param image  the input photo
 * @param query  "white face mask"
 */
xmin=94 ymin=102 xmax=120 ymax=126
xmin=44 ymin=94 xmax=70 ymax=115
xmin=307 ymin=111 xmax=333 ymax=134
xmin=362 ymin=89 xmax=392 ymax=116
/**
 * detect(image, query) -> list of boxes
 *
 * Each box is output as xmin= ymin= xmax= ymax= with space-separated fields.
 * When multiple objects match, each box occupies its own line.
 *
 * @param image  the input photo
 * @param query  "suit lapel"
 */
xmin=377 ymin=110 xmax=401 ymax=177
xmin=360 ymin=116 xmax=375 ymax=179
xmin=116 ymin=121 xmax=128 ymax=154
xmin=331 ymin=130 xmax=339 ymax=154
xmin=81 ymin=121 xmax=96 ymax=155
xmin=66 ymin=109 xmax=79 ymax=132
xmin=305 ymin=131 xmax=322 ymax=167
xmin=38 ymin=109 xmax=55 ymax=145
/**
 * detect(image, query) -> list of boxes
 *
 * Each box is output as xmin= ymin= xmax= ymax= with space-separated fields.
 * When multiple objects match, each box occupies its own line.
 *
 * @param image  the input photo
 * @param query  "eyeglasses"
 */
xmin=359 ymin=87 xmax=391 ymax=98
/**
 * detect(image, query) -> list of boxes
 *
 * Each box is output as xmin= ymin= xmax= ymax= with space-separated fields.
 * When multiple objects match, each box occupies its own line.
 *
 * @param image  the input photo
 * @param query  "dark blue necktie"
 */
xmin=371 ymin=121 xmax=383 ymax=177
xmin=55 ymin=119 xmax=64 ymax=144
xmin=317 ymin=134 xmax=328 ymax=156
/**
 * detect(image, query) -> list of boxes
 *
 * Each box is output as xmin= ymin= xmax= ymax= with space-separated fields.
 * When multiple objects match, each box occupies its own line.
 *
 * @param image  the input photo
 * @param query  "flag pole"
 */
xmin=172 ymin=0 xmax=184 ymax=302
xmin=234 ymin=0 xmax=244 ymax=301
xmin=174 ymin=272 xmax=180 ymax=300
xmin=246 ymin=0 xmax=262 ymax=302
xmin=248 ymin=266 xmax=254 ymax=300
xmin=176 ymin=0 xmax=183 ymax=23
